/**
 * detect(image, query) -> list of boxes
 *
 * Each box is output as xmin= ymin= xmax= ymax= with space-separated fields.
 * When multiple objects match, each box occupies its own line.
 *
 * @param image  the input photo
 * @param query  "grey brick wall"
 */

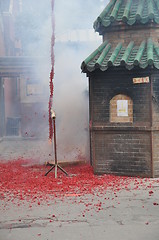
xmin=93 ymin=131 xmax=151 ymax=177
xmin=103 ymin=25 xmax=159 ymax=46
xmin=89 ymin=70 xmax=155 ymax=177
xmin=90 ymin=71 xmax=151 ymax=126
xmin=152 ymin=74 xmax=159 ymax=177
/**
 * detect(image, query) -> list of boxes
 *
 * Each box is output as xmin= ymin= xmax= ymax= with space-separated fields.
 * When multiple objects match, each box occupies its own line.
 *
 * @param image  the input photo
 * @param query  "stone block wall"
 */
xmin=152 ymin=73 xmax=159 ymax=177
xmin=103 ymin=25 xmax=159 ymax=47
xmin=93 ymin=131 xmax=151 ymax=177
xmin=89 ymin=70 xmax=154 ymax=177
xmin=90 ymin=71 xmax=151 ymax=126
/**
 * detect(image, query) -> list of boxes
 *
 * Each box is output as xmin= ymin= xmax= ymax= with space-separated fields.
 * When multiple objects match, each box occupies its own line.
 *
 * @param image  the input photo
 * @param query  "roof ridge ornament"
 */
xmin=95 ymin=43 xmax=111 ymax=67
xmin=108 ymin=42 xmax=122 ymax=66
xmin=134 ymin=40 xmax=146 ymax=66
xmin=120 ymin=41 xmax=134 ymax=65
xmin=148 ymin=0 xmax=155 ymax=20
xmin=110 ymin=0 xmax=122 ymax=22
xmin=147 ymin=38 xmax=154 ymax=65
xmin=136 ymin=0 xmax=144 ymax=21
xmin=122 ymin=0 xmax=133 ymax=22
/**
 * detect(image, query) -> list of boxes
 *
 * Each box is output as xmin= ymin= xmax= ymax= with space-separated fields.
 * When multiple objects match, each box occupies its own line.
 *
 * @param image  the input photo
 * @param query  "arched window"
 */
xmin=110 ymin=94 xmax=133 ymax=123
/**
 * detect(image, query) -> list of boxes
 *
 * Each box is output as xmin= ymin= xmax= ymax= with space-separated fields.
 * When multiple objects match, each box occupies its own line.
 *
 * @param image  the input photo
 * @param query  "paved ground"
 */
xmin=0 ymin=137 xmax=87 ymax=164
xmin=1 ymin=179 xmax=159 ymax=240
xmin=0 ymin=137 xmax=53 ymax=163
xmin=0 ymin=138 xmax=159 ymax=240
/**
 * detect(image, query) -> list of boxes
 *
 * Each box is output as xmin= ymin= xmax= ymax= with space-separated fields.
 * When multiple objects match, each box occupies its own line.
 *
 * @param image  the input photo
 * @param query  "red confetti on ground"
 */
xmin=149 ymin=190 xmax=154 ymax=195
xmin=0 ymin=159 xmax=158 ymax=207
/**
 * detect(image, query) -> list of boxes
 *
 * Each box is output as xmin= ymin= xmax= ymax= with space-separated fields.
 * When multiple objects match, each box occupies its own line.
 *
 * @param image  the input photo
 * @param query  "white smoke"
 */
xmin=2 ymin=0 xmax=109 ymax=163
xmin=53 ymin=0 xmax=109 ymax=162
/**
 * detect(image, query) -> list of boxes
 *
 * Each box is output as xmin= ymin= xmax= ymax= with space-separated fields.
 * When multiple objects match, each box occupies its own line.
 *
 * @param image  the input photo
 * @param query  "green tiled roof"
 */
xmin=94 ymin=0 xmax=159 ymax=32
xmin=81 ymin=38 xmax=159 ymax=72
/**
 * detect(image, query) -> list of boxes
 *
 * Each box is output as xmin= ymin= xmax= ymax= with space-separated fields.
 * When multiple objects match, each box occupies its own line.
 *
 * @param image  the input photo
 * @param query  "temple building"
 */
xmin=81 ymin=0 xmax=159 ymax=177
xmin=0 ymin=0 xmax=49 ymax=139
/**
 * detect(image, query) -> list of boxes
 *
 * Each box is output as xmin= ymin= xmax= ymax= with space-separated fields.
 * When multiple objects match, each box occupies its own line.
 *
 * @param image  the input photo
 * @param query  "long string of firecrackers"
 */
xmin=49 ymin=0 xmax=55 ymax=140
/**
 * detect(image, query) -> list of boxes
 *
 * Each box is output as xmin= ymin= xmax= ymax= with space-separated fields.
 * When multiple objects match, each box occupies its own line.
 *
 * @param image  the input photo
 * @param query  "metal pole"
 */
xmin=45 ymin=110 xmax=68 ymax=177
xmin=53 ymin=118 xmax=57 ymax=178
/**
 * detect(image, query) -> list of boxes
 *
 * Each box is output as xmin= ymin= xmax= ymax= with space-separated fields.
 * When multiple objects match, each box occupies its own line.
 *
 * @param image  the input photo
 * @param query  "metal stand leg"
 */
xmin=58 ymin=164 xmax=68 ymax=175
xmin=45 ymin=165 xmax=55 ymax=176
xmin=45 ymin=116 xmax=68 ymax=178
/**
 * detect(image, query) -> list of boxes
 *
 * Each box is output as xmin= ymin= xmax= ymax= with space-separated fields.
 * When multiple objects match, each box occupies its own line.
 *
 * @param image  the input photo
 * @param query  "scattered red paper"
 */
xmin=0 ymin=159 xmax=158 ymax=209
xmin=149 ymin=190 xmax=154 ymax=195
xmin=153 ymin=202 xmax=159 ymax=206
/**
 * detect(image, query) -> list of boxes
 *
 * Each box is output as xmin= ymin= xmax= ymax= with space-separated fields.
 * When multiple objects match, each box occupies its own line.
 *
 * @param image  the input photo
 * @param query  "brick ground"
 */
xmin=0 ymin=137 xmax=52 ymax=163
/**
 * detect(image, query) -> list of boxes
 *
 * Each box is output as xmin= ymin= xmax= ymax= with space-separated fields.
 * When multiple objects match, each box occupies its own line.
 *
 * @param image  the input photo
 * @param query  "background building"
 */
xmin=0 ymin=0 xmax=108 ymax=162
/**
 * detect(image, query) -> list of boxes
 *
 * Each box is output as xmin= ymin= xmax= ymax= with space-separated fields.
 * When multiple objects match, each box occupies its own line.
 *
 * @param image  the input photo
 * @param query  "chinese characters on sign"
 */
xmin=133 ymin=77 xmax=149 ymax=84
xmin=117 ymin=100 xmax=128 ymax=117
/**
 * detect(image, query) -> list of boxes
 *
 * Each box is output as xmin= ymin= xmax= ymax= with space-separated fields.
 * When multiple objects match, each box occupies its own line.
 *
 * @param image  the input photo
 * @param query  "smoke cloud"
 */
xmin=2 ymin=0 xmax=109 ymax=163
xmin=53 ymin=0 xmax=109 ymax=162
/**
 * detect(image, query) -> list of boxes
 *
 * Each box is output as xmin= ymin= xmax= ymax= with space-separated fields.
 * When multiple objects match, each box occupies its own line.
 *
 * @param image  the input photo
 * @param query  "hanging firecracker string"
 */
xmin=49 ymin=0 xmax=55 ymax=140
xmin=49 ymin=96 xmax=53 ymax=140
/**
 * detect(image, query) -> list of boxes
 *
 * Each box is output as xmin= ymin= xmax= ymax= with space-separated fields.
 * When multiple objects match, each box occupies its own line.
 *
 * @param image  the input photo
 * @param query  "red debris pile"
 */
xmin=0 ymin=159 xmax=158 ymax=206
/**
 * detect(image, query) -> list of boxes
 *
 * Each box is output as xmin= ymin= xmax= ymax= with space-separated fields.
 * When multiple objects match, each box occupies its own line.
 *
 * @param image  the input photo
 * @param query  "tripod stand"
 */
xmin=45 ymin=112 xmax=68 ymax=178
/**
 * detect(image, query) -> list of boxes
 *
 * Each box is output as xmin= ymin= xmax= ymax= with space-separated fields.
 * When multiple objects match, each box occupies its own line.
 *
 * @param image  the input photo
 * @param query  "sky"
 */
xmin=55 ymin=0 xmax=108 ymax=38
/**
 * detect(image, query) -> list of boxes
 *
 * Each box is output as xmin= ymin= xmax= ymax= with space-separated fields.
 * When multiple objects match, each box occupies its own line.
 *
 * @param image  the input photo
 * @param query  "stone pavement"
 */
xmin=0 ymin=137 xmax=87 ymax=164
xmin=0 ymin=137 xmax=53 ymax=163
xmin=0 ymin=180 xmax=159 ymax=240
xmin=0 ymin=138 xmax=159 ymax=240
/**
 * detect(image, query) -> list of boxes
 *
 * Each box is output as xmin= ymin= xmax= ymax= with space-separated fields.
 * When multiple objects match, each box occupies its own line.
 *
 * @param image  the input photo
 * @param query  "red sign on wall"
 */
xmin=133 ymin=77 xmax=149 ymax=84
